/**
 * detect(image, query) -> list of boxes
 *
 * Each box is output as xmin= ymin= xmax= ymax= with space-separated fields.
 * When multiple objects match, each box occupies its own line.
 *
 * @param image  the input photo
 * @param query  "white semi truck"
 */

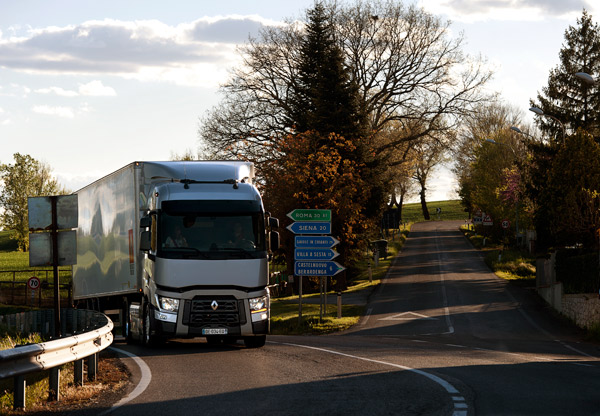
xmin=73 ymin=161 xmax=279 ymax=348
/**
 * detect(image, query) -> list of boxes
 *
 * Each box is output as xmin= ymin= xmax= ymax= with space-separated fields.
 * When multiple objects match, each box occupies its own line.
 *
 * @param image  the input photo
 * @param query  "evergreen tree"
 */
xmin=531 ymin=9 xmax=600 ymax=142
xmin=288 ymin=2 xmax=368 ymax=144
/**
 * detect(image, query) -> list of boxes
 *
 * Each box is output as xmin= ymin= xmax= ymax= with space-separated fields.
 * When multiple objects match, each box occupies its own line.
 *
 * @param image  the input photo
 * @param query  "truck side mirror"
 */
xmin=270 ymin=231 xmax=280 ymax=251
xmin=269 ymin=217 xmax=279 ymax=229
xmin=140 ymin=230 xmax=151 ymax=252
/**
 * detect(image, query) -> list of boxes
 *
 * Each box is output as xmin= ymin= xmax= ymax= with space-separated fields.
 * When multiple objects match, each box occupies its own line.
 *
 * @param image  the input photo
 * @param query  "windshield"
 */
xmin=157 ymin=200 xmax=266 ymax=260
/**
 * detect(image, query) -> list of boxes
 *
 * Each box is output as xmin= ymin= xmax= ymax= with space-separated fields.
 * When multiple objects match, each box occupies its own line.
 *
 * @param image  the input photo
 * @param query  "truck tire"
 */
xmin=142 ymin=299 xmax=163 ymax=346
xmin=244 ymin=335 xmax=266 ymax=348
xmin=123 ymin=299 xmax=134 ymax=344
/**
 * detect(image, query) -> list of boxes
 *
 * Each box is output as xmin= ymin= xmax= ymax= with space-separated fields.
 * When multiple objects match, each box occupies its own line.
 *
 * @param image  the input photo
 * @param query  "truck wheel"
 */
xmin=123 ymin=299 xmax=133 ymax=344
xmin=142 ymin=300 xmax=163 ymax=346
xmin=244 ymin=335 xmax=266 ymax=348
xmin=142 ymin=301 xmax=151 ymax=346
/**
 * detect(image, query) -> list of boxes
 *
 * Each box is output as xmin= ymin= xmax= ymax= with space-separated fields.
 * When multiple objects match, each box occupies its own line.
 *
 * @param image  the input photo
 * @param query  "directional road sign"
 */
xmin=286 ymin=221 xmax=331 ymax=235
xmin=287 ymin=209 xmax=331 ymax=222
xmin=294 ymin=235 xmax=339 ymax=248
xmin=294 ymin=248 xmax=339 ymax=261
xmin=294 ymin=261 xmax=345 ymax=276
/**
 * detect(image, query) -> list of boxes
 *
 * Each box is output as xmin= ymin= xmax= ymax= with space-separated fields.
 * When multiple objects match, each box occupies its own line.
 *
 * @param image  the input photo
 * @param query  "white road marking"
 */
xmin=360 ymin=308 xmax=373 ymax=326
xmin=273 ymin=340 xmax=468 ymax=414
xmin=99 ymin=347 xmax=152 ymax=415
xmin=379 ymin=311 xmax=438 ymax=321
xmin=435 ymin=229 xmax=455 ymax=334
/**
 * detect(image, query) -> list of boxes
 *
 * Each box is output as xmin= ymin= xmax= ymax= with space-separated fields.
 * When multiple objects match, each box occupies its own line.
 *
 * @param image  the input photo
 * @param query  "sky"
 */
xmin=1 ymin=0 xmax=599 ymax=202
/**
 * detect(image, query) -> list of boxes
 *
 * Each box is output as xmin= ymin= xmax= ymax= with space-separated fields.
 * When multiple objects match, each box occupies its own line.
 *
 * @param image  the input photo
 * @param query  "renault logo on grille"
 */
xmin=211 ymin=300 xmax=219 ymax=311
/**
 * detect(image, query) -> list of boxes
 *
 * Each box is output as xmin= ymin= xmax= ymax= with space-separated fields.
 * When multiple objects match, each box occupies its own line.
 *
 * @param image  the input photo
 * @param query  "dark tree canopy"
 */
xmin=532 ymin=9 xmax=600 ymax=142
xmin=288 ymin=3 xmax=367 ymax=142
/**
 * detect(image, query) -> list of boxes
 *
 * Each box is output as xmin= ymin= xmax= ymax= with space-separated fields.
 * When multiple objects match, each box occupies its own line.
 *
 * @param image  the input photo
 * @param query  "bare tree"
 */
xmin=198 ymin=0 xmax=493 ymax=164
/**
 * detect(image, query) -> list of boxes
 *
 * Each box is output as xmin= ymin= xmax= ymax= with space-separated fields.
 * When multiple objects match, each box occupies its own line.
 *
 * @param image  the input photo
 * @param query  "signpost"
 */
xmin=294 ymin=248 xmax=339 ymax=261
xmin=483 ymin=214 xmax=493 ymax=226
xmin=28 ymin=195 xmax=78 ymax=337
xmin=287 ymin=208 xmax=344 ymax=324
xmin=294 ymin=235 xmax=339 ymax=248
xmin=286 ymin=221 xmax=331 ymax=235
xmin=287 ymin=209 xmax=331 ymax=222
xmin=27 ymin=276 xmax=40 ymax=306
xmin=294 ymin=261 xmax=345 ymax=276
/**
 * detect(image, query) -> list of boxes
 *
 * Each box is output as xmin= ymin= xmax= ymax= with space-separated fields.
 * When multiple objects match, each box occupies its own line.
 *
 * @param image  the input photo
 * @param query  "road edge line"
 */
xmin=98 ymin=346 xmax=152 ymax=415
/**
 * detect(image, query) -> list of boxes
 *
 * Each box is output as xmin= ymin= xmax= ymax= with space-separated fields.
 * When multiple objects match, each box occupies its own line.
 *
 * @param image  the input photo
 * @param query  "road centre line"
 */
xmin=272 ymin=340 xmax=468 ymax=415
xmin=434 ymin=230 xmax=455 ymax=334
xmin=99 ymin=347 xmax=153 ymax=415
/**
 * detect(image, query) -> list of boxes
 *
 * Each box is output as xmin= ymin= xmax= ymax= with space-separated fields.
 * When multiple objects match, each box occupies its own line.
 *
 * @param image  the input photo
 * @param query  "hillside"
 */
xmin=400 ymin=200 xmax=467 ymax=224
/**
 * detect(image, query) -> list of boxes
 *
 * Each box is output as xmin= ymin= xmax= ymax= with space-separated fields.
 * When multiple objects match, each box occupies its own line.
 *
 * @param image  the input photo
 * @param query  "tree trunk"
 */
xmin=420 ymin=188 xmax=430 ymax=220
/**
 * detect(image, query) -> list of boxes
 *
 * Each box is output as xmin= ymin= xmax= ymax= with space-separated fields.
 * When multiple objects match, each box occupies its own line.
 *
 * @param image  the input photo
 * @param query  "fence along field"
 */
xmin=0 ymin=231 xmax=72 ymax=308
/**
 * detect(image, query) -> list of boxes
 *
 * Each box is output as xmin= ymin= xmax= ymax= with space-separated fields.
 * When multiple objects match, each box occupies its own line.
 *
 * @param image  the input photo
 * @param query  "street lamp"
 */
xmin=529 ymin=107 xmax=566 ymax=143
xmin=510 ymin=126 xmax=537 ymax=142
xmin=575 ymin=71 xmax=596 ymax=85
xmin=510 ymin=126 xmax=523 ymax=134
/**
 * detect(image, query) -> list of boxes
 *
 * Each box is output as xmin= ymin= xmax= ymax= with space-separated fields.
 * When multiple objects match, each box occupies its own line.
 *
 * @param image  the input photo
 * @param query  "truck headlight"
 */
xmin=249 ymin=295 xmax=268 ymax=322
xmin=158 ymin=296 xmax=180 ymax=312
xmin=249 ymin=296 xmax=268 ymax=313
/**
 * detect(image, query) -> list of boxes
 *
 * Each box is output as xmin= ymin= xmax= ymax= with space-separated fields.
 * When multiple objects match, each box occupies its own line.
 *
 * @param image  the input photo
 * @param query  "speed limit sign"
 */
xmin=27 ymin=276 xmax=41 ymax=290
xmin=501 ymin=219 xmax=511 ymax=229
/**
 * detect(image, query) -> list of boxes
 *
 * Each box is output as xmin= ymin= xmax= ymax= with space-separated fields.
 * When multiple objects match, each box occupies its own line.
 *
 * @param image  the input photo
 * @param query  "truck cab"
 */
xmin=136 ymin=176 xmax=279 ymax=347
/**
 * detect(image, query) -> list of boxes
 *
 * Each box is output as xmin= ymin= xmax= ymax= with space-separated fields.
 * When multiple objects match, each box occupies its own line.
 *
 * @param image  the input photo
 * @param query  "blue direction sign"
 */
xmin=286 ymin=221 xmax=331 ymax=235
xmin=294 ymin=248 xmax=339 ymax=261
xmin=294 ymin=261 xmax=345 ymax=276
xmin=294 ymin=236 xmax=339 ymax=248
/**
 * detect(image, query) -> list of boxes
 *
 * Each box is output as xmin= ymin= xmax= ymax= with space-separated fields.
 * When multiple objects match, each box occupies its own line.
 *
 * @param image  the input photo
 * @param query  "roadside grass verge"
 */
xmin=271 ymin=230 xmax=408 ymax=335
xmin=270 ymin=302 xmax=365 ymax=335
xmin=0 ymin=351 xmax=129 ymax=415
xmin=460 ymin=226 xmax=535 ymax=287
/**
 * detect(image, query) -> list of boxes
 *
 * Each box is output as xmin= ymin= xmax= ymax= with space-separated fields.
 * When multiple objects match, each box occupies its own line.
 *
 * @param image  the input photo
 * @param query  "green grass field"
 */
xmin=400 ymin=200 xmax=467 ymax=223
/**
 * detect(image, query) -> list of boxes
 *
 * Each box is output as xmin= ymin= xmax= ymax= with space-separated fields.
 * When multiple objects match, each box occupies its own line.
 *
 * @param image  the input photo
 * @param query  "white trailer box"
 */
xmin=73 ymin=161 xmax=278 ymax=348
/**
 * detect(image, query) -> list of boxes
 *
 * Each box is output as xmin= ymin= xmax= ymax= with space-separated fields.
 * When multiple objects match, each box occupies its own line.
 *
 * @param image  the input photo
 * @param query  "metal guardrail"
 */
xmin=0 ymin=309 xmax=113 ymax=409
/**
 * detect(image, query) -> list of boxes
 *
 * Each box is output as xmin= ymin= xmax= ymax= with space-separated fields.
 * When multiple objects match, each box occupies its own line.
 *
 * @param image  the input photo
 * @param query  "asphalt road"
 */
xmin=96 ymin=221 xmax=600 ymax=416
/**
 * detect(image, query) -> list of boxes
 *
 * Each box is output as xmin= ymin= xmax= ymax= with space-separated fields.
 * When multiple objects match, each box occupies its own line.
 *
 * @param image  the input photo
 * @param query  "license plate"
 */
xmin=202 ymin=328 xmax=228 ymax=335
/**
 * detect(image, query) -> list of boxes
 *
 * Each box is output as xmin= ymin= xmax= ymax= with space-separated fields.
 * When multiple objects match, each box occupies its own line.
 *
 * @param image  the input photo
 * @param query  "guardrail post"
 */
xmin=87 ymin=353 xmax=98 ymax=381
xmin=74 ymin=359 xmax=84 ymax=386
xmin=14 ymin=375 xmax=26 ymax=409
xmin=49 ymin=367 xmax=60 ymax=401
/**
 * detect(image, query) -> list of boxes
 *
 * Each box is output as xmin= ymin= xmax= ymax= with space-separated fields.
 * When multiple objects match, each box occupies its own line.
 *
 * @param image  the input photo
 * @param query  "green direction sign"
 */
xmin=287 ymin=209 xmax=331 ymax=222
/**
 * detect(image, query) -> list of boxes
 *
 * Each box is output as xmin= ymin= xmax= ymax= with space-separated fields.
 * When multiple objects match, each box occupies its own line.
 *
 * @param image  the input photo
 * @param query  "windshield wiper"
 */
xmin=219 ymin=247 xmax=255 ymax=258
xmin=164 ymin=247 xmax=209 ymax=259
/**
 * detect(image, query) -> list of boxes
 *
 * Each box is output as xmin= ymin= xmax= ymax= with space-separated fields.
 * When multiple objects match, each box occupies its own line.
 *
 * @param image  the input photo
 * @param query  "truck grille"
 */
xmin=182 ymin=297 xmax=246 ymax=329
xmin=191 ymin=299 xmax=238 ymax=313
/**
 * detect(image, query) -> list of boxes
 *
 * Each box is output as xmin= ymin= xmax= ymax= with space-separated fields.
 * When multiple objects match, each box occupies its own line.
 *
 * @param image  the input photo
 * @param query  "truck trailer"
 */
xmin=73 ymin=161 xmax=279 ymax=348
